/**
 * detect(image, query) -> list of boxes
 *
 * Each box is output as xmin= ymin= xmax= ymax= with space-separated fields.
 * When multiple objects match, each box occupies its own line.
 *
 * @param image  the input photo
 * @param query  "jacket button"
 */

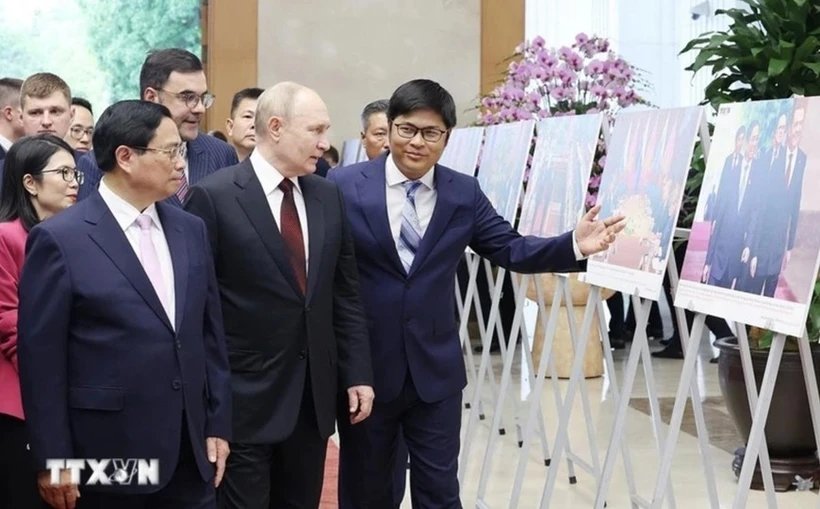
xmin=172 ymin=380 xmax=182 ymax=390
xmin=299 ymin=350 xmax=306 ymax=360
xmin=176 ymin=341 xmax=182 ymax=349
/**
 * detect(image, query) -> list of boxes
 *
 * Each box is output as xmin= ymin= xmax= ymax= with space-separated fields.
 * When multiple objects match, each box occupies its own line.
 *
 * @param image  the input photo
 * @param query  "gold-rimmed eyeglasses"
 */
xmin=130 ymin=144 xmax=186 ymax=161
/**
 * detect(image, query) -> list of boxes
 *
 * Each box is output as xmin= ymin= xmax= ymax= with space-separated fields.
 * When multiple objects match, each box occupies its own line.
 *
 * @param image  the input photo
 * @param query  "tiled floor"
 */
xmin=364 ymin=333 xmax=820 ymax=508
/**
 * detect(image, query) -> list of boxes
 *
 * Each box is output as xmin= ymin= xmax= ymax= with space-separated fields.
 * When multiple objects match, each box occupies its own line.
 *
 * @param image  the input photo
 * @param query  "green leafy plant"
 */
xmin=681 ymin=0 xmax=820 ymax=350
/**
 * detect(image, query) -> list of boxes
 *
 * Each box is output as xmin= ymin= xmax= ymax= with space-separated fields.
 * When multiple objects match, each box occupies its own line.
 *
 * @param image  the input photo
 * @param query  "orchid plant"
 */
xmin=475 ymin=33 xmax=652 ymax=207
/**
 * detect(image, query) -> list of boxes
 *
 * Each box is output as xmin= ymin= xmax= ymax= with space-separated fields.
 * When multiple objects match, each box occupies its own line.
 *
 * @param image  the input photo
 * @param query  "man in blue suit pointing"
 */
xmin=330 ymin=79 xmax=625 ymax=508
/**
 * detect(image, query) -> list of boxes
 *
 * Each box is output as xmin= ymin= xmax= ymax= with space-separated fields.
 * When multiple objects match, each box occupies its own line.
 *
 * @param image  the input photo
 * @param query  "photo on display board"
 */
xmin=476 ymin=120 xmax=535 ymax=223
xmin=584 ymin=107 xmax=704 ymax=301
xmin=438 ymin=126 xmax=485 ymax=177
xmin=519 ymin=114 xmax=602 ymax=238
xmin=676 ymin=97 xmax=820 ymax=337
xmin=340 ymin=139 xmax=362 ymax=167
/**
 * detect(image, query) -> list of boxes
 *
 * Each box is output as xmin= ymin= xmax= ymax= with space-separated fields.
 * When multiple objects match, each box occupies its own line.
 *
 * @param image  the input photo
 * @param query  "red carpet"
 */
xmin=320 ymin=440 xmax=339 ymax=508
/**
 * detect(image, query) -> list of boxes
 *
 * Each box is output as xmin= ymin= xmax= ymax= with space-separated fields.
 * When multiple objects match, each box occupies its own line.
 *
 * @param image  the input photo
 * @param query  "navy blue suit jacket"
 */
xmin=329 ymin=153 xmax=582 ymax=403
xmin=17 ymin=192 xmax=232 ymax=493
xmin=76 ymin=133 xmax=239 ymax=205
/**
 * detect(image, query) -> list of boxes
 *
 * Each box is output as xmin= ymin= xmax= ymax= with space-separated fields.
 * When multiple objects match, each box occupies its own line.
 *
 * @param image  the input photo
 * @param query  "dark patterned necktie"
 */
xmin=278 ymin=179 xmax=306 ymax=295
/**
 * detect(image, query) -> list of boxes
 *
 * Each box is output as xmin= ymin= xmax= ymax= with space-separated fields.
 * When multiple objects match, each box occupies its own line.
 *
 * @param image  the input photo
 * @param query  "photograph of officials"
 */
xmin=593 ymin=107 xmax=701 ymax=276
xmin=476 ymin=121 xmax=534 ymax=223
xmin=681 ymin=97 xmax=820 ymax=305
xmin=518 ymin=114 xmax=600 ymax=238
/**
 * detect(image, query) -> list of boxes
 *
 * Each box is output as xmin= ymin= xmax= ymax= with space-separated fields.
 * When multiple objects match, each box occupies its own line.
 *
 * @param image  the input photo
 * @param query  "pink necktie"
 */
xmin=135 ymin=214 xmax=170 ymax=317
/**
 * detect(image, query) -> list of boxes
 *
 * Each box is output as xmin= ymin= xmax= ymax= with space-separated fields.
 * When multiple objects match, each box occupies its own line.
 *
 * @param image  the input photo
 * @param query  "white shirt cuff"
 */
xmin=572 ymin=230 xmax=585 ymax=261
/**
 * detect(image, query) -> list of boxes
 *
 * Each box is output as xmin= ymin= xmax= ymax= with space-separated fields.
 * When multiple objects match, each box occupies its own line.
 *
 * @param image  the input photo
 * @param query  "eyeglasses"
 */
xmin=160 ymin=89 xmax=215 ymax=110
xmin=393 ymin=123 xmax=448 ymax=143
xmin=69 ymin=126 xmax=94 ymax=140
xmin=40 ymin=166 xmax=84 ymax=185
xmin=130 ymin=144 xmax=186 ymax=161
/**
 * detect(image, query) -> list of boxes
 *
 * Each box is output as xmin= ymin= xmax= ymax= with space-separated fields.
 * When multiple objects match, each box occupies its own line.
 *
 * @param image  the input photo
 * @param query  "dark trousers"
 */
xmin=78 ymin=416 xmax=215 ymax=509
xmin=218 ymin=377 xmax=327 ymax=509
xmin=338 ymin=375 xmax=462 ymax=509
xmin=0 ymin=413 xmax=48 ymax=509
xmin=393 ymin=431 xmax=408 ymax=505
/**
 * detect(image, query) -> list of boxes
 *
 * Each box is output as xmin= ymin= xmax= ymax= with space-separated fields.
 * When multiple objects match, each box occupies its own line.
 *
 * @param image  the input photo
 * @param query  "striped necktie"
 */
xmin=397 ymin=180 xmax=423 ymax=273
xmin=176 ymin=143 xmax=189 ymax=201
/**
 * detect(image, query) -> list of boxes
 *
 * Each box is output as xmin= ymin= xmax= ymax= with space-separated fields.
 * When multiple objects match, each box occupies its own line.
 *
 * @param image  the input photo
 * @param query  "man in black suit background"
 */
xmin=78 ymin=48 xmax=238 ymax=205
xmin=0 ymin=78 xmax=23 ymax=161
xmin=185 ymin=82 xmax=374 ymax=509
xmin=750 ymin=102 xmax=807 ymax=297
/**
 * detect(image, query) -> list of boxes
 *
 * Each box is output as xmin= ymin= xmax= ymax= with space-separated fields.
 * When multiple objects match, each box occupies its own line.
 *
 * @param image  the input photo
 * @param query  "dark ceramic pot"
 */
xmin=715 ymin=336 xmax=820 ymax=491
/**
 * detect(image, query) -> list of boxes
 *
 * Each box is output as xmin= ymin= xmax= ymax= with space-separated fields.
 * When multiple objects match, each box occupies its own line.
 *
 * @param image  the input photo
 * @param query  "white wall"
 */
xmin=258 ymin=0 xmax=480 ymax=147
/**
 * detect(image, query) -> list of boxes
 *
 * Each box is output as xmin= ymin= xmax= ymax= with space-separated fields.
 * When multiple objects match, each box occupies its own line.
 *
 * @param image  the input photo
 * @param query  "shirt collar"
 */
xmin=98 ymin=178 xmax=162 ymax=233
xmin=250 ymin=149 xmax=302 ymax=196
xmin=0 ymin=134 xmax=12 ymax=152
xmin=385 ymin=153 xmax=435 ymax=189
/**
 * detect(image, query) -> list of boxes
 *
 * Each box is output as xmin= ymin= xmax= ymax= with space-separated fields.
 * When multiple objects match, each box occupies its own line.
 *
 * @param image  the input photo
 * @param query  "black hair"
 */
xmin=230 ymin=87 xmax=264 ymax=118
xmin=323 ymin=146 xmax=339 ymax=164
xmin=387 ymin=79 xmax=457 ymax=129
xmin=93 ymin=100 xmax=173 ymax=173
xmin=71 ymin=97 xmax=93 ymax=115
xmin=0 ymin=134 xmax=75 ymax=231
xmin=139 ymin=48 xmax=203 ymax=98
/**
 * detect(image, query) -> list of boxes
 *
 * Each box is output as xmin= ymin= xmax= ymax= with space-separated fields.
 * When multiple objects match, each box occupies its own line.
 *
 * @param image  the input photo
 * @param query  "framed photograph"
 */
xmin=476 ymin=120 xmax=535 ymax=224
xmin=439 ymin=126 xmax=485 ymax=177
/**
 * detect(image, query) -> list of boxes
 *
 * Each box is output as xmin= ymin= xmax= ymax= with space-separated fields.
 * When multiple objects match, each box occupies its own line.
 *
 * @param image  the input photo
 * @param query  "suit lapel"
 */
xmin=234 ymin=161 xmax=304 ymax=298
xmin=408 ymin=166 xmax=456 ymax=276
xmin=356 ymin=158 xmax=405 ymax=276
xmin=158 ymin=203 xmax=188 ymax=332
xmin=85 ymin=193 xmax=174 ymax=332
xmin=300 ymin=177 xmax=324 ymax=302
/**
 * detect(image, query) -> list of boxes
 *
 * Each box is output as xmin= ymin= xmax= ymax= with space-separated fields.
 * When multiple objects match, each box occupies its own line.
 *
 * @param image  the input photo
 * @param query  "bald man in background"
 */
xmin=0 ymin=78 xmax=24 ymax=161
xmin=185 ymin=82 xmax=374 ymax=509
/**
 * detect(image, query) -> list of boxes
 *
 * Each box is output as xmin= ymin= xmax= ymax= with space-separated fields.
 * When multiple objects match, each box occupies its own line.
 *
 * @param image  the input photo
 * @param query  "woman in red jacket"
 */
xmin=0 ymin=134 xmax=81 ymax=508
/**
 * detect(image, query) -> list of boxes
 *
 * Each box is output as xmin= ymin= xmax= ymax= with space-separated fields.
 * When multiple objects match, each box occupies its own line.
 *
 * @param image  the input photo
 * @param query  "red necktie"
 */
xmin=278 ymin=179 xmax=306 ymax=295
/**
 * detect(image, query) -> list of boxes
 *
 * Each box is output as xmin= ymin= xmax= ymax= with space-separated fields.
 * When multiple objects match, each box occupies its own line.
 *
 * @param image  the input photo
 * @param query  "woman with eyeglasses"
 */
xmin=0 ymin=134 xmax=81 ymax=508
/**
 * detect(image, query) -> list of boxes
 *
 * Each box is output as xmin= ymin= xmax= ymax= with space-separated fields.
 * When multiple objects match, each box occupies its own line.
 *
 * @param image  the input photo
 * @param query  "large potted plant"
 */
xmin=474 ymin=33 xmax=650 ymax=377
xmin=682 ymin=0 xmax=820 ymax=491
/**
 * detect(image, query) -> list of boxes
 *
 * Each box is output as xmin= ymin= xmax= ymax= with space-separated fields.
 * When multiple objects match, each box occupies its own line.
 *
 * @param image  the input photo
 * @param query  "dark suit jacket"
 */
xmin=17 ymin=193 xmax=232 ymax=493
xmin=315 ymin=156 xmax=331 ymax=178
xmin=184 ymin=158 xmax=373 ymax=444
xmin=329 ymin=153 xmax=582 ymax=404
xmin=76 ymin=133 xmax=239 ymax=204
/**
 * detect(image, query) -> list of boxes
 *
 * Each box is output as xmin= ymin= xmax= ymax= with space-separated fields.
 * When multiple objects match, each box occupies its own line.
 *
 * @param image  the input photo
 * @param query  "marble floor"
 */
xmin=346 ymin=333 xmax=820 ymax=508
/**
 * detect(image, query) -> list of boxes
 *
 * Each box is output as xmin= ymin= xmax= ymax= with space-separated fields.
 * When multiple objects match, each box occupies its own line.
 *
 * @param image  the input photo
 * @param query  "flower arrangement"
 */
xmin=475 ymin=33 xmax=652 ymax=207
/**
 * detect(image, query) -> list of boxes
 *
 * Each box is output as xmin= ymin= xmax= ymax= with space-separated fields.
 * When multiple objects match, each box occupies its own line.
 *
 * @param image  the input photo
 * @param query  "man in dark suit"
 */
xmin=329 ymin=79 xmax=625 ymax=508
xmin=0 ymin=78 xmax=24 ymax=162
xmin=703 ymin=125 xmax=747 ymax=288
xmin=184 ymin=82 xmax=374 ymax=509
xmin=750 ymin=104 xmax=807 ymax=297
xmin=78 ymin=48 xmax=238 ymax=205
xmin=0 ymin=73 xmax=79 ymax=191
xmin=17 ymin=100 xmax=232 ymax=509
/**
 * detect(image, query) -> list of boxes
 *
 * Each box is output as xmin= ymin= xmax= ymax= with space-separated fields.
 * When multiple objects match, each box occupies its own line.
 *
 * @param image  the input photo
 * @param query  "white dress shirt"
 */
xmin=0 ymin=134 xmax=12 ymax=153
xmin=386 ymin=154 xmax=583 ymax=260
xmin=98 ymin=179 xmax=176 ymax=328
xmin=250 ymin=149 xmax=310 ymax=273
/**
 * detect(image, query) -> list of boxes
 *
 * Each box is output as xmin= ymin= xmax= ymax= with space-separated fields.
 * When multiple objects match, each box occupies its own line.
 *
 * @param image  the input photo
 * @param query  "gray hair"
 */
xmin=361 ymin=99 xmax=389 ymax=130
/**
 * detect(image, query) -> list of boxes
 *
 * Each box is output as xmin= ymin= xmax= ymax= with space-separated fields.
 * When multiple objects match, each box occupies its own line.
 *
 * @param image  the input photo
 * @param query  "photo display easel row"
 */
xmin=436 ymin=97 xmax=820 ymax=509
